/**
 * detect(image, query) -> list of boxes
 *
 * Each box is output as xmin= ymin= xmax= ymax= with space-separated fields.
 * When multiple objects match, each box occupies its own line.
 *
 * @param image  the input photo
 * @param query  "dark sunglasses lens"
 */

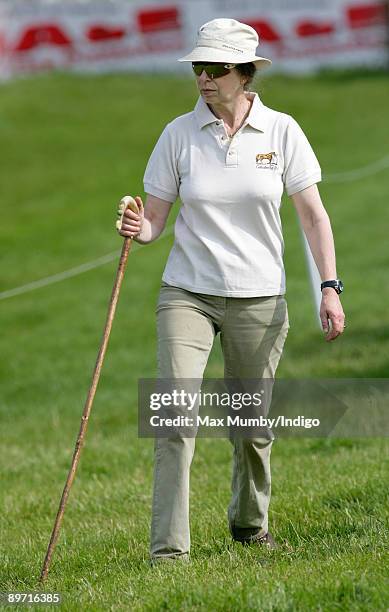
xmin=192 ymin=63 xmax=229 ymax=78
xmin=192 ymin=64 xmax=204 ymax=76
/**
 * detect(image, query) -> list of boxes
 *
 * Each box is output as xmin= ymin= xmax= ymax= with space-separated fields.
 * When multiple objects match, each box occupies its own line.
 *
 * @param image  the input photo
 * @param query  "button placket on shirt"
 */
xmin=226 ymin=135 xmax=238 ymax=167
xmin=215 ymin=120 xmax=239 ymax=166
xmin=216 ymin=121 xmax=226 ymax=143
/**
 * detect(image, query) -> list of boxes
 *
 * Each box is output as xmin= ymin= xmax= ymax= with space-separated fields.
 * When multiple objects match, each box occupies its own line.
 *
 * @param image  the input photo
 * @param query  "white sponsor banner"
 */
xmin=0 ymin=0 xmax=186 ymax=79
xmin=0 ymin=0 xmax=387 ymax=79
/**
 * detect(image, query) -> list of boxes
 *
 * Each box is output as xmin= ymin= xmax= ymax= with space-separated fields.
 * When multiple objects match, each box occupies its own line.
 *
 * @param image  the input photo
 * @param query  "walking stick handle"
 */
xmin=40 ymin=199 xmax=138 ymax=582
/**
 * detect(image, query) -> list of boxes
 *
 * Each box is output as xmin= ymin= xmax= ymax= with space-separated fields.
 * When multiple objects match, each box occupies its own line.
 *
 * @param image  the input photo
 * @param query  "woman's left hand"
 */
xmin=320 ymin=288 xmax=345 ymax=342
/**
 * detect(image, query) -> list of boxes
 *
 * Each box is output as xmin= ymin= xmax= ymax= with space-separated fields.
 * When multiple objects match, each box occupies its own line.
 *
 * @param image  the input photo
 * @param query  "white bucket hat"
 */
xmin=178 ymin=18 xmax=272 ymax=69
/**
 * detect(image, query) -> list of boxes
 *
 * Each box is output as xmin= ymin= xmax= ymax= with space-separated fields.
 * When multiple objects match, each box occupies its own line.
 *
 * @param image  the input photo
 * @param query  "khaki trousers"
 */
xmin=151 ymin=283 xmax=289 ymax=560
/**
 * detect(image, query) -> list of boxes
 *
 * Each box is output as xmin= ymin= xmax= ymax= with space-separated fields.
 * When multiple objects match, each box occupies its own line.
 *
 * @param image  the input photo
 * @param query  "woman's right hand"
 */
xmin=117 ymin=195 xmax=144 ymax=239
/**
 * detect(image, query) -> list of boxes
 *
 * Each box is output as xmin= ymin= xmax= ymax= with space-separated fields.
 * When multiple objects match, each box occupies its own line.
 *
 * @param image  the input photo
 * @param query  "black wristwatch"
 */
xmin=321 ymin=279 xmax=344 ymax=295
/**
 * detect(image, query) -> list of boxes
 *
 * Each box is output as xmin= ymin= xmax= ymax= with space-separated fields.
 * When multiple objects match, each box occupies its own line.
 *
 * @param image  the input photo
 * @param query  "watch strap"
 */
xmin=321 ymin=279 xmax=343 ymax=294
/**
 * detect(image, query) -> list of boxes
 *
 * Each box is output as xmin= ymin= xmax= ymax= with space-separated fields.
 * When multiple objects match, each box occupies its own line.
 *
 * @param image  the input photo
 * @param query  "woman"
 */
xmin=118 ymin=18 xmax=345 ymax=562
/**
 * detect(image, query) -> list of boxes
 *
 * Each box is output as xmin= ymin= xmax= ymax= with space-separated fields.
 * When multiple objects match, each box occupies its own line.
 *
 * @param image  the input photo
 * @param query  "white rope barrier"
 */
xmin=302 ymin=154 xmax=389 ymax=327
xmin=324 ymin=154 xmax=389 ymax=183
xmin=0 ymin=250 xmax=123 ymax=301
xmin=0 ymin=226 xmax=174 ymax=301
xmin=1 ymin=152 xmax=388 ymax=302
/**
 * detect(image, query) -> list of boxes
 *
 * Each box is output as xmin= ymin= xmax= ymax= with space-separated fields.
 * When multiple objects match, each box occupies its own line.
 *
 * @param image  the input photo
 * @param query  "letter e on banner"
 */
xmin=87 ymin=26 xmax=126 ymax=42
xmin=296 ymin=21 xmax=336 ymax=37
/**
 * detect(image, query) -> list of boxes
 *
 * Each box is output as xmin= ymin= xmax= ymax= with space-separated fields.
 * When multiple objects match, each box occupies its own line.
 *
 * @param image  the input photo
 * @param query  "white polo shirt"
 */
xmin=143 ymin=92 xmax=321 ymax=297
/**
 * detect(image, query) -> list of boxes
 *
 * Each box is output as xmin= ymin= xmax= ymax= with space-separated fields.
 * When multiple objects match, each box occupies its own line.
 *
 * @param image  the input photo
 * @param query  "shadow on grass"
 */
xmin=293 ymin=573 xmax=378 ymax=610
xmin=321 ymin=482 xmax=388 ymax=515
xmin=314 ymin=67 xmax=389 ymax=83
xmin=272 ymin=67 xmax=389 ymax=85
xmin=302 ymin=439 xmax=371 ymax=453
xmin=287 ymin=324 xmax=389 ymax=377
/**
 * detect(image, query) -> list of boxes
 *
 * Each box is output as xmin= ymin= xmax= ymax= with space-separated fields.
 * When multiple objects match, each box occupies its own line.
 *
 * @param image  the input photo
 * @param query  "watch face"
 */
xmin=336 ymin=280 xmax=344 ymax=294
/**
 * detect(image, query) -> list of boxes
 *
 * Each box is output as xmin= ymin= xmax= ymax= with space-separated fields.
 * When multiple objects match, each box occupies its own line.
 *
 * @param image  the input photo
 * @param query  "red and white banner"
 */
xmin=188 ymin=0 xmax=388 ymax=72
xmin=0 ymin=0 xmax=387 ymax=79
xmin=0 ymin=1 xmax=185 ymax=78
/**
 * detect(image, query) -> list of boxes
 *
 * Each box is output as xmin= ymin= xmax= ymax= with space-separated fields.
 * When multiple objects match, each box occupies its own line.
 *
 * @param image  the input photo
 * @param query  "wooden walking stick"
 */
xmin=40 ymin=197 xmax=140 ymax=582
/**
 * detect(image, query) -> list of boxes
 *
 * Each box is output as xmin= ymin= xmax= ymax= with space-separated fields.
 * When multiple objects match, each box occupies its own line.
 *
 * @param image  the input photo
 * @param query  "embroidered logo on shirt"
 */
xmin=256 ymin=152 xmax=278 ymax=170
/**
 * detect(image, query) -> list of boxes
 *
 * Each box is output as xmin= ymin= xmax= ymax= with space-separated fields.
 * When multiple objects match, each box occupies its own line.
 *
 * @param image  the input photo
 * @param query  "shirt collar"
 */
xmin=194 ymin=92 xmax=267 ymax=132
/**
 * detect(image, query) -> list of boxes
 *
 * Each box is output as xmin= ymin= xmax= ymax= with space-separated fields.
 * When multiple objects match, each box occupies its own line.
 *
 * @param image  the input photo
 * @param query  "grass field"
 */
xmin=1 ymin=70 xmax=389 ymax=611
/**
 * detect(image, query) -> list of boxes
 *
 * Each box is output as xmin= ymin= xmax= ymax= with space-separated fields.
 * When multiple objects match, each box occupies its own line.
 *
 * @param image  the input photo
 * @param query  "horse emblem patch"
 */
xmin=256 ymin=152 xmax=278 ymax=170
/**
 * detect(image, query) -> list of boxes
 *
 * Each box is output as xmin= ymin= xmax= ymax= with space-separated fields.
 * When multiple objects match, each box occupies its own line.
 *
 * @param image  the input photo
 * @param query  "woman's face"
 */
xmin=195 ymin=66 xmax=246 ymax=105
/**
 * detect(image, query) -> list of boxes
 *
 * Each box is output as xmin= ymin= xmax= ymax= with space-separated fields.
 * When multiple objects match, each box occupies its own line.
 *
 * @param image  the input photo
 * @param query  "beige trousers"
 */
xmin=151 ymin=283 xmax=289 ymax=560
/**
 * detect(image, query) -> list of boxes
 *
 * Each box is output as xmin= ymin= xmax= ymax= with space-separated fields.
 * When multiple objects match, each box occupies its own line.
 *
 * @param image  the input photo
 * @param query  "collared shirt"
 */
xmin=143 ymin=92 xmax=321 ymax=297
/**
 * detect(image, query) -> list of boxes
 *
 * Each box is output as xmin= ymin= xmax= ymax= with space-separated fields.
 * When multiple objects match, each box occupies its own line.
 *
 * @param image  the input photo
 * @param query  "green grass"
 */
xmin=1 ymin=70 xmax=389 ymax=611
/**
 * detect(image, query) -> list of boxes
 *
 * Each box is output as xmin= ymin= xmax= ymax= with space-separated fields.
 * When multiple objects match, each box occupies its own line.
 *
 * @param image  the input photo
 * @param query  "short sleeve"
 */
xmin=282 ymin=116 xmax=322 ymax=197
xmin=143 ymin=123 xmax=179 ymax=203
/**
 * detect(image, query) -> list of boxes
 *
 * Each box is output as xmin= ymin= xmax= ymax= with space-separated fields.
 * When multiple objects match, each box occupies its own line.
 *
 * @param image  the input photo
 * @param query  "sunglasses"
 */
xmin=192 ymin=62 xmax=236 ymax=79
